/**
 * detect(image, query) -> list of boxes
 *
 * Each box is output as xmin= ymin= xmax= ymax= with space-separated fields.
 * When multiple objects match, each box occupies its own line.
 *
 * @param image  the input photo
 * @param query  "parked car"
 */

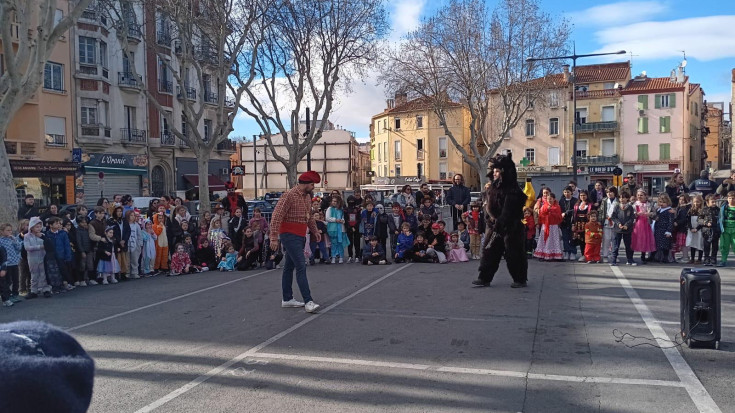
xmin=470 ymin=192 xmax=482 ymax=204
xmin=246 ymin=200 xmax=275 ymax=218
xmin=133 ymin=197 xmax=160 ymax=216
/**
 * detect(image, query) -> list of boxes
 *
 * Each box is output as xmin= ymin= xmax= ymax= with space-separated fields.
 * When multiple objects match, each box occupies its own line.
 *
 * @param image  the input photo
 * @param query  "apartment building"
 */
xmin=704 ymin=102 xmax=730 ymax=175
xmin=4 ymin=0 xmax=78 ymax=207
xmin=620 ymin=70 xmax=705 ymax=194
xmin=370 ymin=94 xmax=479 ymax=189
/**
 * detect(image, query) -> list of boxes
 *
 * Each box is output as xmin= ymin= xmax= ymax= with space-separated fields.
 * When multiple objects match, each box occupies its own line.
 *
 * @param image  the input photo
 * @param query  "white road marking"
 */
xmin=247 ymin=352 xmax=684 ymax=388
xmin=66 ymin=270 xmax=274 ymax=332
xmin=610 ymin=265 xmax=721 ymax=413
xmin=656 ymin=320 xmax=735 ymax=329
xmin=134 ymin=264 xmax=413 ymax=413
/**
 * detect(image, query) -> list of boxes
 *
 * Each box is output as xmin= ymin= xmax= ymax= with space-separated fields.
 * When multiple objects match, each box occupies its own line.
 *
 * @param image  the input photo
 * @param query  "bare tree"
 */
xmin=107 ymin=0 xmax=268 ymax=208
xmin=0 ymin=0 xmax=94 ymax=222
xmin=237 ymin=0 xmax=388 ymax=187
xmin=380 ymin=0 xmax=569 ymax=187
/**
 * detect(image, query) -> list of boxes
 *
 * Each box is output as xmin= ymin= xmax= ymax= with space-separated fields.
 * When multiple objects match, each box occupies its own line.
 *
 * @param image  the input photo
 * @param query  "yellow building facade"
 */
xmin=370 ymin=96 xmax=480 ymax=189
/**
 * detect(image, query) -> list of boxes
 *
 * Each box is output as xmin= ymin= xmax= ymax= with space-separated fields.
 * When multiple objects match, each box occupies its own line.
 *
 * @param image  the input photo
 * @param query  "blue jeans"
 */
xmin=280 ymin=233 xmax=313 ymax=303
xmin=310 ymin=240 xmax=328 ymax=262
xmin=612 ymin=232 xmax=634 ymax=263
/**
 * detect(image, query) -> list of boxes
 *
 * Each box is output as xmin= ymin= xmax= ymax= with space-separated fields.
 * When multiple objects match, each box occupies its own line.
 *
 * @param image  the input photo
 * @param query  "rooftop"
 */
xmin=573 ymin=62 xmax=630 ymax=84
xmin=620 ymin=76 xmax=689 ymax=94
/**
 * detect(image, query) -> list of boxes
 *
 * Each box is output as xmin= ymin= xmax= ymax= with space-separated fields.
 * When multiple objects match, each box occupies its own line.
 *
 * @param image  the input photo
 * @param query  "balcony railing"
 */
xmin=417 ymin=149 xmax=424 ymax=161
xmin=216 ymin=140 xmax=236 ymax=151
xmin=160 ymin=132 xmax=175 ymax=146
xmin=575 ymin=121 xmax=618 ymax=133
xmin=81 ymin=125 xmax=111 ymax=138
xmin=81 ymin=2 xmax=107 ymax=25
xmin=203 ymin=91 xmax=218 ymax=104
xmin=177 ymin=85 xmax=197 ymax=100
xmin=121 ymin=128 xmax=147 ymax=144
xmin=158 ymin=79 xmax=173 ymax=93
xmin=117 ymin=22 xmax=142 ymax=41
xmin=179 ymin=138 xmax=190 ymax=148
xmin=78 ymin=64 xmax=98 ymax=76
xmin=195 ymin=46 xmax=218 ymax=65
xmin=574 ymin=89 xmax=620 ymax=99
xmin=571 ymin=154 xmax=620 ymax=165
xmin=156 ymin=31 xmax=171 ymax=46
xmin=118 ymin=72 xmax=142 ymax=88
xmin=45 ymin=134 xmax=67 ymax=147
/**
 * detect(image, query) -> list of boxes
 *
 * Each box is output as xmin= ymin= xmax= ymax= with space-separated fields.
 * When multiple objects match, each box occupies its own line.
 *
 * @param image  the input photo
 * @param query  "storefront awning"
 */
xmin=183 ymin=174 xmax=227 ymax=191
xmin=83 ymin=153 xmax=148 ymax=176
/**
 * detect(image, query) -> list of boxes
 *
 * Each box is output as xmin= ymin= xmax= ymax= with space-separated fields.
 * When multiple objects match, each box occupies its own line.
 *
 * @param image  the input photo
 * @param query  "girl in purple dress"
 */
xmin=631 ymin=189 xmax=656 ymax=263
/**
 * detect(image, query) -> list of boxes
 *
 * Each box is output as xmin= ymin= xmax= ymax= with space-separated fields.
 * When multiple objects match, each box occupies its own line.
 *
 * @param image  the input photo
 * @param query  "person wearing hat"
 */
xmin=425 ymin=222 xmax=448 ymax=263
xmin=222 ymin=181 xmax=247 ymax=217
xmin=269 ymin=171 xmax=323 ymax=313
xmin=23 ymin=216 xmax=52 ymax=298
xmin=689 ymin=170 xmax=718 ymax=196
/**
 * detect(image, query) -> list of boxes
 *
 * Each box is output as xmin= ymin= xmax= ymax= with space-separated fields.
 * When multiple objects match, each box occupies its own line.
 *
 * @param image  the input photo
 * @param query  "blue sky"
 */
xmin=232 ymin=0 xmax=735 ymax=142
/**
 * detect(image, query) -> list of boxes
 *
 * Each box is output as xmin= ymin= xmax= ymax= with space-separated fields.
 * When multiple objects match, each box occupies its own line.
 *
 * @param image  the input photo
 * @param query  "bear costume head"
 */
xmin=487 ymin=151 xmax=519 ymax=188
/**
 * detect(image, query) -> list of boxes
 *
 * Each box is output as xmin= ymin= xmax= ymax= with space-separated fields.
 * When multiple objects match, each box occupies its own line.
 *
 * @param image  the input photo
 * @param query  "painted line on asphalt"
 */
xmin=611 ymin=265 xmax=721 ymax=413
xmin=656 ymin=320 xmax=735 ymax=329
xmin=66 ymin=270 xmax=275 ymax=333
xmin=246 ymin=352 xmax=684 ymax=388
xmin=134 ymin=263 xmax=413 ymax=413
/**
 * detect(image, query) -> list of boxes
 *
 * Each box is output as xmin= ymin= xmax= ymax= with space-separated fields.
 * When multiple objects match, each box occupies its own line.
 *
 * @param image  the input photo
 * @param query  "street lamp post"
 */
xmin=527 ymin=45 xmax=626 ymax=183
xmin=253 ymin=134 xmax=258 ymax=198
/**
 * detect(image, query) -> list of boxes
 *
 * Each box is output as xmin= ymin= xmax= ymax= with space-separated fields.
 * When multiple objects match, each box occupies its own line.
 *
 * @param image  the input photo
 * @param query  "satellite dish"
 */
xmin=681 ymin=59 xmax=687 ymax=68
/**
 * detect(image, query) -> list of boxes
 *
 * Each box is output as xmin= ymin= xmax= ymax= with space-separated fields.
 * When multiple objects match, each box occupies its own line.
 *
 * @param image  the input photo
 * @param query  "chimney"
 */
xmin=386 ymin=98 xmax=395 ymax=109
xmin=562 ymin=65 xmax=570 ymax=82
xmin=395 ymin=91 xmax=408 ymax=107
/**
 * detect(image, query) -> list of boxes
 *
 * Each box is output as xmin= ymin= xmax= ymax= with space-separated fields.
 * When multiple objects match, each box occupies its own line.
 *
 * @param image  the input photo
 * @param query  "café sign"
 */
xmin=587 ymin=165 xmax=618 ymax=174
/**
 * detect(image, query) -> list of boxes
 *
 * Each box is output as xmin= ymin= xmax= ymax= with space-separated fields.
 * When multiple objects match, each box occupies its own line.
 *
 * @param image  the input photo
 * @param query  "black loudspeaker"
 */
xmin=680 ymin=268 xmax=721 ymax=349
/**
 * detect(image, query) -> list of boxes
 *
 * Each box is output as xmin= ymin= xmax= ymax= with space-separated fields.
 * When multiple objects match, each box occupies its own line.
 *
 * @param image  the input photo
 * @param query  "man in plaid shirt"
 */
xmin=270 ymin=171 xmax=322 ymax=313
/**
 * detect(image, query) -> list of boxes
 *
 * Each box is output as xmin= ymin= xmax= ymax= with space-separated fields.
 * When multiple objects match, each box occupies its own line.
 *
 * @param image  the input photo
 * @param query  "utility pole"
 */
xmin=527 ymin=45 xmax=626 ymax=183
xmin=253 ymin=135 xmax=258 ymax=198
xmin=306 ymin=107 xmax=312 ymax=171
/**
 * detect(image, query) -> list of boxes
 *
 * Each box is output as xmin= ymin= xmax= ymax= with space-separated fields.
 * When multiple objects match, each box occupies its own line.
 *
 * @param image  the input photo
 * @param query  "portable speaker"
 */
xmin=680 ymin=268 xmax=720 ymax=349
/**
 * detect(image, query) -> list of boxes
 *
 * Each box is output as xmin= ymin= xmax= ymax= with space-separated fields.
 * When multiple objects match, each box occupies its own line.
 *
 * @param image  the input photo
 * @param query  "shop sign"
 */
xmin=517 ymin=166 xmax=547 ymax=173
xmin=374 ymin=176 xmax=425 ymax=185
xmin=83 ymin=153 xmax=148 ymax=170
xmin=587 ymin=165 xmax=617 ymax=174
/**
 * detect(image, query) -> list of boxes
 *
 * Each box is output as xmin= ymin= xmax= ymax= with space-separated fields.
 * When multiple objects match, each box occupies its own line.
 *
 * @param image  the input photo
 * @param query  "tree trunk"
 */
xmin=286 ymin=163 xmax=298 ymax=188
xmin=196 ymin=155 xmax=210 ymax=211
xmin=0 ymin=146 xmax=18 ymax=224
xmin=478 ymin=170 xmax=489 ymax=190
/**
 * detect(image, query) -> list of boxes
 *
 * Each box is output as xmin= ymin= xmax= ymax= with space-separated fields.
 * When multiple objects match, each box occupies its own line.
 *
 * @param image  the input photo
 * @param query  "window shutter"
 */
xmin=669 ymin=93 xmax=676 ymax=108
xmin=643 ymin=117 xmax=648 ymax=133
xmin=659 ymin=143 xmax=670 ymax=160
xmin=654 ymin=95 xmax=661 ymax=109
xmin=638 ymin=95 xmax=648 ymax=110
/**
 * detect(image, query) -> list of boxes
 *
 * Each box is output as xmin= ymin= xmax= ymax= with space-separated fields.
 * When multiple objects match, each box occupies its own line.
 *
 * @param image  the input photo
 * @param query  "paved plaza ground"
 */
xmin=1 ymin=258 xmax=733 ymax=412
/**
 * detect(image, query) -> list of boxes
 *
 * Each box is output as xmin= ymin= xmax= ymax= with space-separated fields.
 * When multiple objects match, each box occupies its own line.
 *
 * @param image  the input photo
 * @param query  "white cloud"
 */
xmin=389 ymin=0 xmax=427 ymax=41
xmin=592 ymin=16 xmax=735 ymax=61
xmin=328 ymin=73 xmax=388 ymax=139
xmin=565 ymin=1 xmax=668 ymax=28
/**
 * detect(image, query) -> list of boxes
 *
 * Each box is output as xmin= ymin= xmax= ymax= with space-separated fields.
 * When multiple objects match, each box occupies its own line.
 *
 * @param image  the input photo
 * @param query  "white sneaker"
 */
xmin=78 ymin=281 xmax=87 ymax=287
xmin=73 ymin=281 xmax=80 ymax=286
xmin=338 ymin=257 xmax=344 ymax=264
xmin=305 ymin=301 xmax=320 ymax=313
xmin=282 ymin=299 xmax=305 ymax=308
xmin=347 ymin=257 xmax=353 ymax=263
xmin=331 ymin=257 xmax=336 ymax=264
xmin=578 ymin=255 xmax=585 ymax=262
xmin=102 ymin=278 xmax=109 ymax=285
xmin=562 ymin=252 xmax=568 ymax=261
xmin=367 ymin=261 xmax=373 ymax=265
xmin=378 ymin=260 xmax=386 ymax=265
xmin=87 ymin=280 xmax=98 ymax=286
xmin=132 ymin=274 xmax=140 ymax=279
xmin=111 ymin=277 xmax=118 ymax=284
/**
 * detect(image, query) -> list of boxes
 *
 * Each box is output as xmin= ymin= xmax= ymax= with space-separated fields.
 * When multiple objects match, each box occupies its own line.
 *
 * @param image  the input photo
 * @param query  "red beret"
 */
xmin=225 ymin=181 xmax=235 ymax=190
xmin=431 ymin=223 xmax=441 ymax=229
xmin=298 ymin=171 xmax=321 ymax=184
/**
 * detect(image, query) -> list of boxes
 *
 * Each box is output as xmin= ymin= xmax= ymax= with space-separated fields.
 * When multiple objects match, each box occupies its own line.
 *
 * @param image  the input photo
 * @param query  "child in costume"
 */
xmin=447 ymin=232 xmax=469 ymax=263
xmin=584 ymin=212 xmax=603 ymax=263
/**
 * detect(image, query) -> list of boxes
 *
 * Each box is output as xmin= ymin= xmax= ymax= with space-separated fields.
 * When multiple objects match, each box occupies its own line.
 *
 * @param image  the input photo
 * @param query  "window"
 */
xmin=638 ymin=95 xmax=648 ymax=110
xmin=124 ymin=106 xmax=136 ymax=129
xmin=439 ymin=162 xmax=447 ymax=180
xmin=161 ymin=113 xmax=170 ymax=135
xmin=378 ymin=142 xmax=381 ymax=162
xmin=526 ymin=94 xmax=534 ymax=109
xmin=603 ymin=82 xmax=616 ymax=89
xmin=383 ymin=142 xmax=387 ymax=160
xmin=54 ymin=9 xmax=63 ymax=27
xmin=637 ymin=117 xmax=648 ymax=134
xmin=394 ymin=140 xmax=401 ymax=160
xmin=395 ymin=164 xmax=401 ymax=176
xmin=575 ymin=108 xmax=587 ymax=124
xmin=601 ymin=106 xmax=615 ymax=122
xmin=43 ymin=62 xmax=63 ymax=91
xmin=181 ymin=115 xmax=188 ymax=137
xmin=576 ymin=140 xmax=588 ymax=158
xmin=80 ymin=99 xmax=97 ymax=125
xmin=638 ymin=144 xmax=649 ymax=161
xmin=384 ymin=165 xmax=387 ymax=177
xmin=79 ymin=36 xmax=96 ymax=65
xmin=659 ymin=116 xmax=671 ymax=133
xmin=100 ymin=41 xmax=108 ymax=68
xmin=417 ymin=138 xmax=423 ymax=151
xmin=548 ymin=147 xmax=560 ymax=165
xmin=416 ymin=115 xmax=423 ymax=129
xmin=601 ymin=139 xmax=615 ymax=156
xmin=549 ymin=91 xmax=559 ymax=108
xmin=656 ymin=93 xmax=676 ymax=108
xmin=394 ymin=117 xmax=401 ymax=130
xmin=376 ymin=120 xmax=381 ymax=134
xmin=525 ymin=119 xmax=535 ymax=136
xmin=660 ymin=143 xmax=671 ymax=160
xmin=5 ymin=141 xmax=17 ymax=155
xmin=44 ymin=116 xmax=66 ymax=146
xmin=525 ymin=148 xmax=535 ymax=163
xmin=549 ymin=118 xmax=559 ymax=135
xmin=122 ymin=52 xmax=133 ymax=73
xmin=204 ymin=119 xmax=212 ymax=141
xmin=383 ymin=119 xmax=387 ymax=131
xmin=438 ymin=137 xmax=447 ymax=158
xmin=417 ymin=163 xmax=423 ymax=179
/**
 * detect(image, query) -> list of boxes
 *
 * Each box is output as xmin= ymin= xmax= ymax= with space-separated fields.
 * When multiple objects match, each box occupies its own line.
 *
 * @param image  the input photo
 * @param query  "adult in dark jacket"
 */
xmin=17 ymin=195 xmax=39 ymax=220
xmin=588 ymin=181 xmax=607 ymax=210
xmin=222 ymin=182 xmax=247 ymax=217
xmin=610 ymin=193 xmax=636 ymax=265
xmin=558 ymin=187 xmax=578 ymax=260
xmin=716 ymin=170 xmax=735 ymax=197
xmin=374 ymin=204 xmax=391 ymax=259
xmin=621 ymin=173 xmax=639 ymax=197
xmin=446 ymin=174 xmax=471 ymax=230
xmin=665 ymin=172 xmax=689 ymax=208
xmin=689 ymin=170 xmax=718 ymax=196
xmin=320 ymin=189 xmax=342 ymax=212
xmin=40 ymin=204 xmax=61 ymax=228
xmin=414 ymin=183 xmax=435 ymax=206
xmin=107 ymin=206 xmax=130 ymax=280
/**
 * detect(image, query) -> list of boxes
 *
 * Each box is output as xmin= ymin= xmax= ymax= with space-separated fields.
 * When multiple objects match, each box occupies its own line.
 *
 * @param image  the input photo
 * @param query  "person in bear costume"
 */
xmin=473 ymin=152 xmax=528 ymax=288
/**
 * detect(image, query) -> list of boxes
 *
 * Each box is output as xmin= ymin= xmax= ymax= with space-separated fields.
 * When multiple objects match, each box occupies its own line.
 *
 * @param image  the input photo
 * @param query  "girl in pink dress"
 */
xmin=631 ymin=189 xmax=656 ymax=263
xmin=447 ymin=232 xmax=469 ymax=262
